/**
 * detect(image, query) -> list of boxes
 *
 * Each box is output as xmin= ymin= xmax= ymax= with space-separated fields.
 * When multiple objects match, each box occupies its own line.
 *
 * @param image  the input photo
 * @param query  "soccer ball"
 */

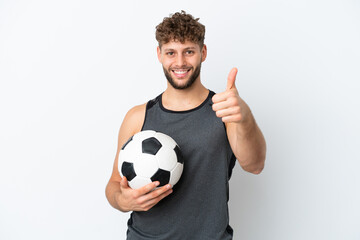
xmin=118 ymin=130 xmax=184 ymax=189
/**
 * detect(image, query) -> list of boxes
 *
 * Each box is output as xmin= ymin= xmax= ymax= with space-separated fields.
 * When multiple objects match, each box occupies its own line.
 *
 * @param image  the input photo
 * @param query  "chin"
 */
xmin=163 ymin=65 xmax=200 ymax=90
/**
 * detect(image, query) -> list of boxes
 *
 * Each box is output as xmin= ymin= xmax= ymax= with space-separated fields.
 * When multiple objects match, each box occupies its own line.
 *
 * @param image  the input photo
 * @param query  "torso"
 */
xmin=126 ymin=90 xmax=236 ymax=240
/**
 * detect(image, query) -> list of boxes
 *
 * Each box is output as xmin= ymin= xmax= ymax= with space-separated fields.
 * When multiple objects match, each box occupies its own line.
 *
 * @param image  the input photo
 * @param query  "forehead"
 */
xmin=161 ymin=40 xmax=201 ymax=51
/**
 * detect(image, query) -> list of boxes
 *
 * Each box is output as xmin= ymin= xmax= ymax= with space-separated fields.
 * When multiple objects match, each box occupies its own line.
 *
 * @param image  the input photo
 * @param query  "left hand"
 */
xmin=212 ymin=68 xmax=251 ymax=124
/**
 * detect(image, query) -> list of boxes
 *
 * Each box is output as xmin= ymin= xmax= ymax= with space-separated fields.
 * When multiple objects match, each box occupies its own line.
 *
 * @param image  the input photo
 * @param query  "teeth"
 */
xmin=174 ymin=70 xmax=187 ymax=74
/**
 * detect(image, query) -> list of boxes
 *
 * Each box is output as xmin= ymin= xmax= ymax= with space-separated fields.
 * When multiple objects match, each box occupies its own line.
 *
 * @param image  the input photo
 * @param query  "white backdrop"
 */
xmin=1 ymin=0 xmax=359 ymax=239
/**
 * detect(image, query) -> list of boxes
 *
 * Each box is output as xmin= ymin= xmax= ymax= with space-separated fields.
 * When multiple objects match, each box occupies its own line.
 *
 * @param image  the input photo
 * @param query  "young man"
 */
xmin=106 ymin=11 xmax=266 ymax=239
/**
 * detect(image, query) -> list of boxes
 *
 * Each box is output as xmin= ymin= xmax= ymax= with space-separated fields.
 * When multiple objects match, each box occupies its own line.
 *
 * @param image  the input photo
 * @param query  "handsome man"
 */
xmin=106 ymin=11 xmax=266 ymax=239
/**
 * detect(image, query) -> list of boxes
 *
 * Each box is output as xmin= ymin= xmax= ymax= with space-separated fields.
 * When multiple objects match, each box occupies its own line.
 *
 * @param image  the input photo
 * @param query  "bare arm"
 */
xmin=225 ymin=112 xmax=266 ymax=174
xmin=212 ymin=68 xmax=266 ymax=174
xmin=105 ymin=104 xmax=173 ymax=212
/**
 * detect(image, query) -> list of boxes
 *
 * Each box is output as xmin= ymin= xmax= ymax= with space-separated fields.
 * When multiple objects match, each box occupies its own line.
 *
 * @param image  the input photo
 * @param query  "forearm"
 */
xmin=105 ymin=180 xmax=128 ymax=212
xmin=227 ymin=113 xmax=266 ymax=174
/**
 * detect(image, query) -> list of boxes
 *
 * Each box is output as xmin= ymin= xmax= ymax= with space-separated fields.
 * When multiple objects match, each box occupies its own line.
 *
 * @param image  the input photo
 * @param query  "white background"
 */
xmin=1 ymin=0 xmax=359 ymax=239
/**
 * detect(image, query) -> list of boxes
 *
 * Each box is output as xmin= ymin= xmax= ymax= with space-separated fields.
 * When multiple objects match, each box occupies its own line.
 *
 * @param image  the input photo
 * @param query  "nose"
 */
xmin=175 ymin=54 xmax=186 ymax=67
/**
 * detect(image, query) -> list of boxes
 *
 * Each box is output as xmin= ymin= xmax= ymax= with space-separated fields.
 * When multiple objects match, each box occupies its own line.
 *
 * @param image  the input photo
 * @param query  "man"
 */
xmin=106 ymin=11 xmax=266 ymax=239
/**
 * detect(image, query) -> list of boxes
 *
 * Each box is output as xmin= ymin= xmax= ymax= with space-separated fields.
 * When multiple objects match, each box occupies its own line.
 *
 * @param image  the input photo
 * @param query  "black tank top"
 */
xmin=126 ymin=90 xmax=236 ymax=240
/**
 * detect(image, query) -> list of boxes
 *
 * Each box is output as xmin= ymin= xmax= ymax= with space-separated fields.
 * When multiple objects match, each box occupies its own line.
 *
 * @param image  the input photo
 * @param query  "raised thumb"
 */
xmin=226 ymin=67 xmax=238 ymax=90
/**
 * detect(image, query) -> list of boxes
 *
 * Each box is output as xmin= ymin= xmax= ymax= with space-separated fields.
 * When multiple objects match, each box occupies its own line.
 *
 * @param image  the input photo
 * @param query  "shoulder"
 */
xmin=117 ymin=103 xmax=146 ymax=148
xmin=122 ymin=103 xmax=147 ymax=136
xmin=118 ymin=94 xmax=161 ymax=146
xmin=127 ymin=103 xmax=147 ymax=118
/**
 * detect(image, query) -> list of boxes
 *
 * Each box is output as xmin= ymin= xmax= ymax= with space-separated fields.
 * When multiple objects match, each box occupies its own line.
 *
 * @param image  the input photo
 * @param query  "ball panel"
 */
xmin=154 ymin=132 xmax=177 ymax=149
xmin=174 ymin=145 xmax=184 ymax=164
xmin=121 ymin=162 xmax=137 ymax=181
xmin=133 ymin=154 xmax=159 ymax=178
xmin=151 ymin=169 xmax=170 ymax=187
xmin=133 ymin=130 xmax=156 ymax=141
xmin=128 ymin=176 xmax=152 ymax=189
xmin=119 ymin=139 xmax=140 ymax=164
xmin=142 ymin=137 xmax=162 ymax=155
xmin=156 ymin=147 xmax=177 ymax=171
xmin=169 ymin=163 xmax=184 ymax=186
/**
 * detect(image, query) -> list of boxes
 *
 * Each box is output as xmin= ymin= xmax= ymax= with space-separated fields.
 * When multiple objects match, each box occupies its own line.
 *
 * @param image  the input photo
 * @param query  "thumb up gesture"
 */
xmin=212 ymin=68 xmax=251 ymax=124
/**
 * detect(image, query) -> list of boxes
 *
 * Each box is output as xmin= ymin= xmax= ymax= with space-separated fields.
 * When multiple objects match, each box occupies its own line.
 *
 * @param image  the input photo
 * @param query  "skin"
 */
xmin=105 ymin=40 xmax=266 ymax=212
xmin=212 ymin=68 xmax=266 ymax=174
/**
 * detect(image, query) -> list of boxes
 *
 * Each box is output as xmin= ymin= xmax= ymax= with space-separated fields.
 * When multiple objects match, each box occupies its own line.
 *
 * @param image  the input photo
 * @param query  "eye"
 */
xmin=185 ymin=50 xmax=194 ymax=55
xmin=166 ymin=52 xmax=174 ymax=56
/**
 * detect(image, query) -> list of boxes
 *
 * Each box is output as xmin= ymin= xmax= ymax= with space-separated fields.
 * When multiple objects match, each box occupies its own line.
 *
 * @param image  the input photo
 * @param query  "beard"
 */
xmin=163 ymin=62 xmax=202 ymax=90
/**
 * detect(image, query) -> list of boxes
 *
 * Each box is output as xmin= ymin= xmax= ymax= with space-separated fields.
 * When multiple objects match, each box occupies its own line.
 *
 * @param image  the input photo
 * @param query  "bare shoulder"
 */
xmin=110 ymin=103 xmax=147 ymax=180
xmin=120 ymin=103 xmax=147 ymax=144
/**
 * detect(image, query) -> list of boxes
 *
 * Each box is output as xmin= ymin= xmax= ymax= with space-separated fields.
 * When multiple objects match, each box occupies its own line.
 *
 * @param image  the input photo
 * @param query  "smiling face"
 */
xmin=157 ymin=40 xmax=207 ymax=90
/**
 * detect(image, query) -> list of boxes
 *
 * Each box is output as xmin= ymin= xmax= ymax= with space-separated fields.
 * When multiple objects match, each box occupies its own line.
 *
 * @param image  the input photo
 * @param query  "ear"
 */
xmin=157 ymin=46 xmax=162 ymax=62
xmin=201 ymin=44 xmax=207 ymax=62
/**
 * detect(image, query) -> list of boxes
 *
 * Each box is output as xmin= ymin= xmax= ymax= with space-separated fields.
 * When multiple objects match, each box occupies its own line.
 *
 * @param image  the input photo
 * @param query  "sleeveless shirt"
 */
xmin=126 ymin=90 xmax=237 ymax=240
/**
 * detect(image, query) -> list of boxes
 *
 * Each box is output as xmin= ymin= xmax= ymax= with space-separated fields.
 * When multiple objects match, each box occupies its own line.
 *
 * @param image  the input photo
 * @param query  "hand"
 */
xmin=116 ymin=177 xmax=173 ymax=212
xmin=212 ymin=68 xmax=251 ymax=124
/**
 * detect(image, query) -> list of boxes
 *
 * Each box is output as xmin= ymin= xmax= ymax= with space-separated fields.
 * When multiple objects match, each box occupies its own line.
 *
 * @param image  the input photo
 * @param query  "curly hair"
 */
xmin=155 ymin=10 xmax=205 ymax=49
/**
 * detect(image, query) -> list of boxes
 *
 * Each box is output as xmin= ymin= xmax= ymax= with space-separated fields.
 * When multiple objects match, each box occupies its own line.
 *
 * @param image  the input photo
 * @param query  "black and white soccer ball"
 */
xmin=118 ymin=130 xmax=184 ymax=189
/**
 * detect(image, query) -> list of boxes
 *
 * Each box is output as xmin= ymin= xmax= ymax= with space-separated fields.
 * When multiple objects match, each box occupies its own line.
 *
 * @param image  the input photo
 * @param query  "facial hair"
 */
xmin=163 ymin=62 xmax=202 ymax=90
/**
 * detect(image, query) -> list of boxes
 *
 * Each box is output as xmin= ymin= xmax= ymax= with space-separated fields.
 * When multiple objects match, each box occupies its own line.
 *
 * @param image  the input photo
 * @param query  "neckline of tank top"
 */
xmin=158 ymin=89 xmax=214 ymax=114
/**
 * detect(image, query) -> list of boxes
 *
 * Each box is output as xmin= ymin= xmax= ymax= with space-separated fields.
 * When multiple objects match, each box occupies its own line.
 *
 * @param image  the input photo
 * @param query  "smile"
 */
xmin=173 ymin=70 xmax=189 ymax=74
xmin=171 ymin=69 xmax=191 ymax=78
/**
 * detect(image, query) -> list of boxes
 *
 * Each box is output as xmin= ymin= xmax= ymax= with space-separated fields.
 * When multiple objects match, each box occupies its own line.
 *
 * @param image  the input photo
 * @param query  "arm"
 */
xmin=105 ymin=104 xmax=173 ymax=212
xmin=212 ymin=68 xmax=266 ymax=174
xmin=225 ymin=111 xmax=266 ymax=174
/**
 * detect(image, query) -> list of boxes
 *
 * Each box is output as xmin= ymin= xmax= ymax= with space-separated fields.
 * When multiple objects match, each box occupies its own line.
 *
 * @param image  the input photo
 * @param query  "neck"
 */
xmin=162 ymin=77 xmax=209 ymax=111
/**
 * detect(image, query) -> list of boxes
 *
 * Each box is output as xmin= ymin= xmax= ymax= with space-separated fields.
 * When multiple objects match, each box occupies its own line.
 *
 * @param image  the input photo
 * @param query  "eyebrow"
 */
xmin=163 ymin=47 xmax=197 ymax=52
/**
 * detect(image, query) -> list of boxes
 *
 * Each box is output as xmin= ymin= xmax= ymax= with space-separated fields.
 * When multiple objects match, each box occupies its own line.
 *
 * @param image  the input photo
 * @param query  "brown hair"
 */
xmin=155 ymin=10 xmax=205 ymax=49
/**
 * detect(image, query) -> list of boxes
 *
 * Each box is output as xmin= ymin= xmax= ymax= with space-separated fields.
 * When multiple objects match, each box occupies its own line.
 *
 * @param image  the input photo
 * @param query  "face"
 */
xmin=157 ymin=40 xmax=207 ymax=90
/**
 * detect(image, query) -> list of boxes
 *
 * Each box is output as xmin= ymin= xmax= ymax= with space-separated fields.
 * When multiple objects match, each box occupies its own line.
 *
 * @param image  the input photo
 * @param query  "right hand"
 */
xmin=116 ymin=177 xmax=173 ymax=212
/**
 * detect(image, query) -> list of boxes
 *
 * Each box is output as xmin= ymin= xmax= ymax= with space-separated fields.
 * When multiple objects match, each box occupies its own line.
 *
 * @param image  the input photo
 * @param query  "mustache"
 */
xmin=170 ymin=66 xmax=192 ymax=70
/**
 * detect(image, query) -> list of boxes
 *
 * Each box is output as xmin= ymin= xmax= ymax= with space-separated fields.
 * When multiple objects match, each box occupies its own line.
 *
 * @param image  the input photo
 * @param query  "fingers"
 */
xmin=212 ymin=67 xmax=238 ymax=104
xmin=137 ymin=185 xmax=173 ymax=210
xmin=119 ymin=179 xmax=173 ymax=212
xmin=138 ymin=184 xmax=172 ymax=202
xmin=212 ymin=94 xmax=238 ymax=111
xmin=120 ymin=177 xmax=129 ymax=188
xmin=136 ymin=181 xmax=161 ymax=197
xmin=212 ymin=91 xmax=228 ymax=103
xmin=121 ymin=178 xmax=160 ymax=195
xmin=142 ymin=188 xmax=173 ymax=210
xmin=211 ymin=68 xmax=242 ymax=124
xmin=214 ymin=106 xmax=241 ymax=119
xmin=220 ymin=114 xmax=242 ymax=123
xmin=212 ymin=87 xmax=243 ymax=124
xmin=226 ymin=67 xmax=238 ymax=90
